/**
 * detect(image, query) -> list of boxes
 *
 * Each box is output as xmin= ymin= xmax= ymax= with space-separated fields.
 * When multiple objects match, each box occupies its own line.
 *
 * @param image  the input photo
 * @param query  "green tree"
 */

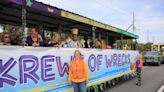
xmin=115 ymin=39 xmax=153 ymax=51
xmin=116 ymin=39 xmax=135 ymax=49
xmin=138 ymin=42 xmax=153 ymax=51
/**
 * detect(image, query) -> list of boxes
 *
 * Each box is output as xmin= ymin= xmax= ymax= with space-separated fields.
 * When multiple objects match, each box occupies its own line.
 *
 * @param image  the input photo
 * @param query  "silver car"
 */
xmin=142 ymin=51 xmax=164 ymax=66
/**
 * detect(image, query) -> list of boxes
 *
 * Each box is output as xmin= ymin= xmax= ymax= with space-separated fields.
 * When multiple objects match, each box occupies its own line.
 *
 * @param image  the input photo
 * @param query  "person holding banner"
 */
xmin=68 ymin=50 xmax=89 ymax=92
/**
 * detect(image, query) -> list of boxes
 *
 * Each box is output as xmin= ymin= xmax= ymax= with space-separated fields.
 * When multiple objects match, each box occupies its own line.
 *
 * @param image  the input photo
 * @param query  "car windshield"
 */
xmin=146 ymin=52 xmax=158 ymax=55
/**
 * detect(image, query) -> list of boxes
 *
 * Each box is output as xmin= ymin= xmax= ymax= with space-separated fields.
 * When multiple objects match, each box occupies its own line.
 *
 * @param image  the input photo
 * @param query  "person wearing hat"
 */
xmin=70 ymin=28 xmax=81 ymax=48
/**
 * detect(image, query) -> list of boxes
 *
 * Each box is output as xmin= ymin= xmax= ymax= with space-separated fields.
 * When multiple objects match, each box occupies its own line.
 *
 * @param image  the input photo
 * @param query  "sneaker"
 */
xmin=136 ymin=83 xmax=142 ymax=86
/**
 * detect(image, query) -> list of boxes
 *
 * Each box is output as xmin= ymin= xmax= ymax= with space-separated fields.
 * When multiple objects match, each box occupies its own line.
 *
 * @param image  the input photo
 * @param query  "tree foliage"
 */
xmin=116 ymin=39 xmax=153 ymax=51
xmin=138 ymin=42 xmax=153 ymax=51
xmin=2 ymin=24 xmax=24 ymax=44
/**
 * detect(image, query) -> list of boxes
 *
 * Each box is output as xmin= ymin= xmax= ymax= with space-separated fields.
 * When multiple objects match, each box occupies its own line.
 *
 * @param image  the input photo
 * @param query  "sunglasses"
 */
xmin=4 ymin=36 xmax=10 ymax=38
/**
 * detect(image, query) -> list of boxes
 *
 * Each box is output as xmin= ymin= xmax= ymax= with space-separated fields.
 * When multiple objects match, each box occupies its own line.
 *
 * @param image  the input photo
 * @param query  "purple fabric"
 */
xmin=10 ymin=0 xmax=24 ymax=5
xmin=31 ymin=1 xmax=61 ymax=15
xmin=136 ymin=59 xmax=141 ymax=70
xmin=26 ymin=36 xmax=44 ymax=46
xmin=26 ymin=36 xmax=33 ymax=46
xmin=9 ymin=0 xmax=61 ymax=15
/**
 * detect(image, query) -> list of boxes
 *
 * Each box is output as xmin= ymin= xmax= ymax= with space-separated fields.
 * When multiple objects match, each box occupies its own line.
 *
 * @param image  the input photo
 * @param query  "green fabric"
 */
xmin=104 ymin=82 xmax=107 ymax=89
xmin=26 ymin=0 xmax=32 ymax=7
xmin=99 ymin=83 xmax=104 ymax=91
xmin=93 ymin=85 xmax=99 ymax=92
xmin=87 ymin=87 xmax=91 ymax=92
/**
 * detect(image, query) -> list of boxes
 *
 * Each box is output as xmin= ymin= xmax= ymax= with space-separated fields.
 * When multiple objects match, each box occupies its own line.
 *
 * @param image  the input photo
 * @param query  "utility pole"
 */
xmin=147 ymin=30 xmax=149 ymax=43
xmin=126 ymin=12 xmax=135 ymax=33
xmin=132 ymin=12 xmax=135 ymax=33
xmin=153 ymin=35 xmax=154 ymax=43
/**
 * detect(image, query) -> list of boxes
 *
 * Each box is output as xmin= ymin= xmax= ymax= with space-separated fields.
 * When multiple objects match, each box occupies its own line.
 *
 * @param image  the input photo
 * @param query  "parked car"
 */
xmin=143 ymin=51 xmax=164 ymax=66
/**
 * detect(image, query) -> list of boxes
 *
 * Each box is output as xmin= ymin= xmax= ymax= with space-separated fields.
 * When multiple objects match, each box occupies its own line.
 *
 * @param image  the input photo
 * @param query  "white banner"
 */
xmin=0 ymin=46 xmax=138 ymax=92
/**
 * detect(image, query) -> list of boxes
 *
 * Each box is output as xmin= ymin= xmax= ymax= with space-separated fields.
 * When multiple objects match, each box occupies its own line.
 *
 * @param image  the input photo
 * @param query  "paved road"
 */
xmin=104 ymin=64 xmax=164 ymax=92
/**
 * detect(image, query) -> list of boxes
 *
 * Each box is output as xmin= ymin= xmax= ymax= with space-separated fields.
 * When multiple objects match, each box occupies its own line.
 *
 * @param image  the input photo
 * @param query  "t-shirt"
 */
xmin=69 ymin=41 xmax=81 ymax=48
xmin=136 ymin=59 xmax=142 ymax=70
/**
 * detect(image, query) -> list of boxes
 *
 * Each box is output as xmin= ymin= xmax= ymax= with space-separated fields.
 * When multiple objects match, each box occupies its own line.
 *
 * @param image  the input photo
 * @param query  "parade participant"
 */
xmin=52 ymin=33 xmax=62 ymax=47
xmin=31 ymin=34 xmax=40 ymax=47
xmin=0 ymin=32 xmax=12 ymax=45
xmin=68 ymin=50 xmax=89 ymax=92
xmin=26 ymin=28 xmax=43 ymax=46
xmin=94 ymin=40 xmax=102 ymax=49
xmin=61 ymin=35 xmax=71 ymax=47
xmin=123 ymin=44 xmax=129 ymax=50
xmin=70 ymin=28 xmax=81 ymax=48
xmin=131 ymin=53 xmax=143 ymax=86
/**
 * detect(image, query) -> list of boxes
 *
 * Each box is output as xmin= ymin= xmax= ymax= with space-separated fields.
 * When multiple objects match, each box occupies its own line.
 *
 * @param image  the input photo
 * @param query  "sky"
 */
xmin=1 ymin=0 xmax=164 ymax=43
xmin=35 ymin=0 xmax=164 ymax=44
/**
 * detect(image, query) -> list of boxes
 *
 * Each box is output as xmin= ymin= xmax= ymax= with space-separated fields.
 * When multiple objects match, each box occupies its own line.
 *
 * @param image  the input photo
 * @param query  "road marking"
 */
xmin=157 ymin=85 xmax=164 ymax=92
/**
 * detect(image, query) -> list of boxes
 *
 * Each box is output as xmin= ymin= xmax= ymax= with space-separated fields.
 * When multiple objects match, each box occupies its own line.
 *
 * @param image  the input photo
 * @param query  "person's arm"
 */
xmin=38 ymin=34 xmax=43 ymax=41
xmin=69 ymin=41 xmax=73 ymax=48
xmin=68 ymin=62 xmax=72 ymax=84
xmin=83 ymin=60 xmax=89 ymax=83
xmin=78 ymin=41 xmax=82 ymax=48
xmin=140 ymin=58 xmax=143 ymax=67
xmin=130 ymin=62 xmax=136 ymax=70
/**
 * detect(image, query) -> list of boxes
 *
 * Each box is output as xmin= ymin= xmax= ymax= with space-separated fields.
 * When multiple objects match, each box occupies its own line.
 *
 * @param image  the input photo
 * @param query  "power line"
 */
xmin=94 ymin=0 xmax=132 ymax=18
xmin=93 ymin=0 xmax=151 ymax=32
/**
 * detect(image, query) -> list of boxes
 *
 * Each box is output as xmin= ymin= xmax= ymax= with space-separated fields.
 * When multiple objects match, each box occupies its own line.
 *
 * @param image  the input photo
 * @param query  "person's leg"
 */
xmin=136 ymin=69 xmax=139 ymax=85
xmin=138 ymin=69 xmax=142 ymax=85
xmin=79 ymin=81 xmax=87 ymax=92
xmin=136 ymin=69 xmax=142 ymax=86
xmin=72 ymin=82 xmax=80 ymax=92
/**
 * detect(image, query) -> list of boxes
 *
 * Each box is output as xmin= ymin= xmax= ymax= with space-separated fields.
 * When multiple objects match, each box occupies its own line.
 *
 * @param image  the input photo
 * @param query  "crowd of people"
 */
xmin=0 ymin=27 xmax=106 ymax=49
xmin=0 ymin=27 xmax=132 ymax=50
